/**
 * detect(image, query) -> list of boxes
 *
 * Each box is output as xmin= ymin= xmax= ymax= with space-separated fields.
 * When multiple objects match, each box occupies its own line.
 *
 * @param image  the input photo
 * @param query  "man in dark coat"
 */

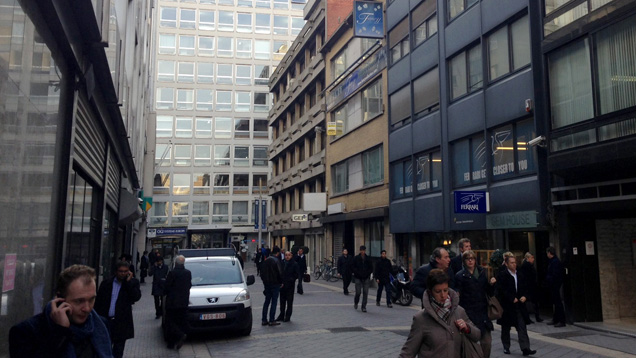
xmin=519 ymin=252 xmax=542 ymax=322
xmin=9 ymin=265 xmax=113 ymax=358
xmin=164 ymin=255 xmax=192 ymax=350
xmin=149 ymin=256 xmax=169 ymax=319
xmin=261 ymin=246 xmax=283 ymax=326
xmin=496 ymin=255 xmax=536 ymax=356
xmin=546 ymin=247 xmax=566 ymax=327
xmin=94 ymin=261 xmax=142 ymax=358
xmin=337 ymin=248 xmax=353 ymax=295
xmin=450 ymin=238 xmax=471 ymax=275
xmin=139 ymin=251 xmax=150 ymax=283
xmin=295 ymin=247 xmax=307 ymax=294
xmin=352 ymin=245 xmax=374 ymax=312
xmin=411 ymin=247 xmax=454 ymax=306
xmin=374 ymin=249 xmax=393 ymax=308
xmin=277 ymin=250 xmax=299 ymax=322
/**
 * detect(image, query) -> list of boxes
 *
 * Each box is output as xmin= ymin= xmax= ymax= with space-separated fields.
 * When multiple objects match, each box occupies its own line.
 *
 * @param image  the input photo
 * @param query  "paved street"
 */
xmin=125 ymin=264 xmax=636 ymax=358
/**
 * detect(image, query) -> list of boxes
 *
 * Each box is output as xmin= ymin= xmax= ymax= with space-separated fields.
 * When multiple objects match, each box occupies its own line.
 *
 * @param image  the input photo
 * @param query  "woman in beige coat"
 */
xmin=400 ymin=269 xmax=481 ymax=358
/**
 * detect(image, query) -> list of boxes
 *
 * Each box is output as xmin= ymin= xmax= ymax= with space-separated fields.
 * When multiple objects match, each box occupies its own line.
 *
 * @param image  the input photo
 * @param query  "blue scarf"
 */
xmin=44 ymin=302 xmax=113 ymax=358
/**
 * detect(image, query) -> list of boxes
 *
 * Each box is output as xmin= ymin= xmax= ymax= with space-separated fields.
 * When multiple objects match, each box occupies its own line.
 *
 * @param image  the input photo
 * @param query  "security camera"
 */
xmin=528 ymin=135 xmax=546 ymax=147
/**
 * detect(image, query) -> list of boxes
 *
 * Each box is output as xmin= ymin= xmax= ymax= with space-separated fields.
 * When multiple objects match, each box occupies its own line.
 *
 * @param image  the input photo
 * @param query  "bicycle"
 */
xmin=323 ymin=265 xmax=340 ymax=282
xmin=314 ymin=258 xmax=330 ymax=280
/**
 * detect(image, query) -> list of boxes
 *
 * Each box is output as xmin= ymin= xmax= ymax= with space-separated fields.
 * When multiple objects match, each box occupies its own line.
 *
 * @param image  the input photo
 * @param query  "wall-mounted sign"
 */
xmin=454 ymin=191 xmax=488 ymax=214
xmin=486 ymin=211 xmax=537 ymax=229
xmin=327 ymin=121 xmax=344 ymax=136
xmin=292 ymin=214 xmax=308 ymax=222
xmin=254 ymin=200 xmax=260 ymax=230
xmin=326 ymin=48 xmax=386 ymax=110
xmin=2 ymin=254 xmax=16 ymax=293
xmin=354 ymin=1 xmax=383 ymax=39
xmin=147 ymin=227 xmax=187 ymax=238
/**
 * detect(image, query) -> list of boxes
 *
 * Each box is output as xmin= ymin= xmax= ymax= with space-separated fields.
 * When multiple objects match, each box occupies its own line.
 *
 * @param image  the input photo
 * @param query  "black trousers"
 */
xmin=278 ymin=286 xmax=295 ymax=320
xmin=112 ymin=340 xmax=126 ymax=358
xmin=550 ymin=286 xmax=566 ymax=324
xmin=342 ymin=273 xmax=352 ymax=293
xmin=166 ymin=308 xmax=188 ymax=345
xmin=153 ymin=295 xmax=163 ymax=317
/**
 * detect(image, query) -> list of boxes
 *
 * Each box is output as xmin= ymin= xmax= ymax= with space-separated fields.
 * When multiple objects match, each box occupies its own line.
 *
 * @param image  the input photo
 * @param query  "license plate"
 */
xmin=200 ymin=313 xmax=226 ymax=320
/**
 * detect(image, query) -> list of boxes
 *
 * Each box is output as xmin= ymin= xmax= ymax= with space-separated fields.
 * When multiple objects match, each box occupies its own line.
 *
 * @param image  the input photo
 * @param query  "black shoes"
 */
xmin=376 ymin=301 xmax=380 ymax=306
xmin=269 ymin=321 xmax=281 ymax=326
xmin=503 ymin=348 xmax=511 ymax=354
xmin=522 ymin=349 xmax=537 ymax=356
xmin=344 ymin=291 xmax=349 ymax=295
xmin=361 ymin=307 xmax=367 ymax=312
xmin=354 ymin=303 xmax=358 ymax=310
xmin=275 ymin=316 xmax=283 ymax=322
xmin=297 ymin=291 xmax=303 ymax=295
xmin=547 ymin=321 xmax=555 ymax=325
xmin=176 ymin=334 xmax=187 ymax=350
xmin=262 ymin=321 xmax=269 ymax=326
xmin=387 ymin=304 xmax=393 ymax=308
xmin=283 ymin=318 xmax=290 ymax=322
xmin=536 ymin=317 xmax=544 ymax=322
xmin=554 ymin=322 xmax=566 ymax=327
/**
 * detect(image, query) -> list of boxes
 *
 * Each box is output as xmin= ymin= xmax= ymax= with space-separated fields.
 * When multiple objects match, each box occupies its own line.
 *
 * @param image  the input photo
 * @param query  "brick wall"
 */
xmin=596 ymin=218 xmax=636 ymax=320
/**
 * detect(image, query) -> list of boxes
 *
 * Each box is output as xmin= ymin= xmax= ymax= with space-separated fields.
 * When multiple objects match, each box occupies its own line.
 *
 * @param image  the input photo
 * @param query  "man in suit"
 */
xmin=496 ymin=255 xmax=536 ymax=356
xmin=277 ymin=251 xmax=299 ymax=322
xmin=337 ymin=248 xmax=354 ymax=295
xmin=295 ymin=247 xmax=307 ymax=294
xmin=94 ymin=261 xmax=142 ymax=358
xmin=546 ymin=247 xmax=566 ymax=327
xmin=352 ymin=245 xmax=374 ymax=312
xmin=164 ymin=255 xmax=192 ymax=350
xmin=149 ymin=256 xmax=169 ymax=319
xmin=411 ymin=247 xmax=455 ymax=307
xmin=450 ymin=238 xmax=472 ymax=275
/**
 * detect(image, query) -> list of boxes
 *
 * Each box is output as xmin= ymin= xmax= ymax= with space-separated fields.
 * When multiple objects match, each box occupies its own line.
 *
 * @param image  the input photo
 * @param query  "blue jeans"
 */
xmin=262 ymin=284 xmax=280 ymax=323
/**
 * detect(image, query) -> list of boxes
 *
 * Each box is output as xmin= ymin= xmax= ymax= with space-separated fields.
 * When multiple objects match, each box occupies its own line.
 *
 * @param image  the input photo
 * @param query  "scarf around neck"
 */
xmin=430 ymin=294 xmax=452 ymax=323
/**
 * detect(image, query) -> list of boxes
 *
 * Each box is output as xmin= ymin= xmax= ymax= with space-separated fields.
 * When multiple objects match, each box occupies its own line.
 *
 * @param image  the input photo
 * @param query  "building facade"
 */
xmin=149 ymin=0 xmax=305 ymax=255
xmin=0 ymin=0 xmax=152 ymax=354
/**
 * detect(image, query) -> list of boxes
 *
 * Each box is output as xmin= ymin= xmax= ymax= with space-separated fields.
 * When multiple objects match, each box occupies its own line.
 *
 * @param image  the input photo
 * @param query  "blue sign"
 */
xmin=253 ymin=200 xmax=260 ymax=230
xmin=261 ymin=200 xmax=267 ymax=230
xmin=354 ymin=1 xmax=383 ymax=39
xmin=454 ymin=191 xmax=488 ymax=214
xmin=155 ymin=227 xmax=187 ymax=236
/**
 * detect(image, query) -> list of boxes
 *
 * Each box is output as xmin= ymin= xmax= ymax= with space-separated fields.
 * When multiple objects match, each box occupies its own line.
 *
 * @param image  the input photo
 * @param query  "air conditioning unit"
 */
xmin=328 ymin=202 xmax=345 ymax=215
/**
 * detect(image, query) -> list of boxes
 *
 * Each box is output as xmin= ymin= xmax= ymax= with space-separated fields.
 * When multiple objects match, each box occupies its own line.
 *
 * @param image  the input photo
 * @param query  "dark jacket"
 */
xmin=495 ymin=268 xmax=530 ymax=327
xmin=450 ymin=255 xmax=463 ymax=277
xmin=261 ymin=255 xmax=283 ymax=285
xmin=411 ymin=261 xmax=455 ymax=300
xmin=373 ymin=257 xmax=393 ymax=284
xmin=455 ymin=266 xmax=494 ymax=332
xmin=546 ymin=256 xmax=563 ymax=289
xmin=519 ymin=260 xmax=538 ymax=301
xmin=295 ymin=254 xmax=307 ymax=274
xmin=164 ymin=263 xmax=192 ymax=309
xmin=337 ymin=254 xmax=353 ymax=277
xmin=352 ymin=254 xmax=373 ymax=280
xmin=149 ymin=263 xmax=169 ymax=296
xmin=281 ymin=259 xmax=299 ymax=289
xmin=94 ymin=276 xmax=141 ymax=342
xmin=140 ymin=255 xmax=150 ymax=278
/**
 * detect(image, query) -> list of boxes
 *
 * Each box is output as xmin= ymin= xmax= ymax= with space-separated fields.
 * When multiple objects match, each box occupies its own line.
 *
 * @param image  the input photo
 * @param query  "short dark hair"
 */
xmin=272 ymin=246 xmax=281 ymax=254
xmin=116 ymin=261 xmax=130 ymax=270
xmin=462 ymin=250 xmax=476 ymax=262
xmin=56 ymin=265 xmax=96 ymax=298
xmin=546 ymin=246 xmax=556 ymax=256
xmin=360 ymin=245 xmax=366 ymax=251
xmin=426 ymin=268 xmax=449 ymax=289
xmin=458 ymin=238 xmax=471 ymax=250
xmin=381 ymin=249 xmax=386 ymax=254
xmin=504 ymin=254 xmax=516 ymax=263
xmin=431 ymin=247 xmax=445 ymax=261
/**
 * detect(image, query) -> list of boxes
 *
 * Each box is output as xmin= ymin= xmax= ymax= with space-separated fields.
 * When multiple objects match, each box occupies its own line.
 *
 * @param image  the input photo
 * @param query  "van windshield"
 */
xmin=187 ymin=260 xmax=243 ymax=286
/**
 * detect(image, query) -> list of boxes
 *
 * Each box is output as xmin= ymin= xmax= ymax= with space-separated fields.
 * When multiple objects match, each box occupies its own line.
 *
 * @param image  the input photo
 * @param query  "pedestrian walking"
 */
xmin=455 ymin=250 xmax=496 ymax=358
xmin=164 ymin=255 xmax=192 ymax=350
xmin=519 ymin=252 xmax=542 ymax=323
xmin=374 ymin=249 xmax=393 ymax=308
xmin=9 ymin=265 xmax=113 ymax=358
xmin=546 ymin=246 xmax=566 ymax=327
xmin=352 ymin=245 xmax=373 ymax=312
xmin=450 ymin=238 xmax=472 ymax=275
xmin=337 ymin=248 xmax=353 ymax=295
xmin=295 ymin=247 xmax=307 ymax=294
xmin=277 ymin=251 xmax=299 ymax=322
xmin=261 ymin=246 xmax=283 ymax=326
xmin=400 ymin=269 xmax=481 ymax=358
xmin=411 ymin=247 xmax=455 ymax=307
xmin=94 ymin=261 xmax=142 ymax=358
xmin=149 ymin=256 xmax=169 ymax=319
xmin=140 ymin=250 xmax=149 ymax=284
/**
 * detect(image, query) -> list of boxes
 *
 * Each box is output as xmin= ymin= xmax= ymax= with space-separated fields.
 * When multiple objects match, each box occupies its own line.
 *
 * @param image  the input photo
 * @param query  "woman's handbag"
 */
xmin=461 ymin=333 xmax=484 ymax=358
xmin=303 ymin=273 xmax=311 ymax=283
xmin=487 ymin=295 xmax=503 ymax=320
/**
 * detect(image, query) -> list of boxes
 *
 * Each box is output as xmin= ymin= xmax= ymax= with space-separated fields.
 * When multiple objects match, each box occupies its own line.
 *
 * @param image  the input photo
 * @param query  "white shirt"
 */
xmin=507 ymin=269 xmax=518 ymax=291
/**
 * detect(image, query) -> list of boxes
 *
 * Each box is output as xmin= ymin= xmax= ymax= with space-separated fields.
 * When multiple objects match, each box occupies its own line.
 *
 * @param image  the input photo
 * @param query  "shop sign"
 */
xmin=2 ymin=254 xmax=16 ymax=292
xmin=327 ymin=48 xmax=386 ymax=110
xmin=292 ymin=214 xmax=308 ymax=222
xmin=354 ymin=1 xmax=384 ymax=39
xmin=147 ymin=227 xmax=187 ymax=238
xmin=486 ymin=211 xmax=537 ymax=229
xmin=454 ymin=191 xmax=488 ymax=213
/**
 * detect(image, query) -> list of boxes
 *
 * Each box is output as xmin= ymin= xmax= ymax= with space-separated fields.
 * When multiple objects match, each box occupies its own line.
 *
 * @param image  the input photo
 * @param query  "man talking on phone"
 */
xmin=9 ymin=264 xmax=113 ymax=357
xmin=95 ymin=261 xmax=142 ymax=358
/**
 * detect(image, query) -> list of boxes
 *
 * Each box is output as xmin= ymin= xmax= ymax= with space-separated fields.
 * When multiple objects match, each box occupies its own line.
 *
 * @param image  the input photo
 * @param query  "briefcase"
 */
xmin=303 ymin=273 xmax=310 ymax=283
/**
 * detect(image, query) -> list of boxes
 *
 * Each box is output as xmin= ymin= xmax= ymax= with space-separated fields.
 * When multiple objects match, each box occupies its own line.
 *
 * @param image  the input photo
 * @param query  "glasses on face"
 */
xmin=465 ymin=257 xmax=476 ymax=261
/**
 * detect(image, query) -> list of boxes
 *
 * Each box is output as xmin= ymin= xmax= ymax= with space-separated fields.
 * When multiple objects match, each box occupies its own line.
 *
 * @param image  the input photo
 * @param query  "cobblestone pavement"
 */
xmin=125 ymin=264 xmax=636 ymax=358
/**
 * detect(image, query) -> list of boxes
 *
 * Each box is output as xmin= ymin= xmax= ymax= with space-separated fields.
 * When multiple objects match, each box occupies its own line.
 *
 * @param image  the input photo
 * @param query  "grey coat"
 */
xmin=400 ymin=289 xmax=481 ymax=358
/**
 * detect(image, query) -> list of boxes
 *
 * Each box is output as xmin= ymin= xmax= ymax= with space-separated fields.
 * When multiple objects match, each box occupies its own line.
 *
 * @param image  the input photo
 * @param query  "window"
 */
xmin=214 ymin=174 xmax=230 ymax=195
xmin=232 ymin=201 xmax=248 ymax=223
xmin=332 ymin=146 xmax=384 ymax=195
xmin=192 ymin=202 xmax=209 ymax=224
xmin=159 ymin=34 xmax=176 ymax=54
xmin=254 ymin=92 xmax=269 ymax=112
xmin=256 ymin=0 xmax=270 ymax=8
xmin=179 ymin=35 xmax=195 ymax=56
xmin=253 ymin=146 xmax=268 ymax=166
xmin=214 ymin=145 xmax=231 ymax=166
xmin=237 ymin=13 xmax=252 ymax=32
xmin=273 ymin=15 xmax=289 ymax=35
xmin=233 ymin=174 xmax=249 ymax=194
xmin=238 ymin=0 xmax=254 ymax=6
xmin=449 ymin=0 xmax=478 ymax=21
xmin=413 ymin=67 xmax=440 ymax=116
xmin=235 ymin=92 xmax=251 ymax=112
xmin=219 ymin=0 xmax=235 ymax=5
xmin=253 ymin=174 xmax=268 ymax=194
xmin=451 ymin=134 xmax=486 ymax=187
xmin=415 ymin=150 xmax=442 ymax=193
xmin=450 ymin=43 xmax=482 ymax=100
xmin=330 ymin=38 xmax=375 ymax=79
xmin=255 ymin=40 xmax=271 ymax=59
xmin=255 ymin=13 xmax=270 ymax=34
xmin=391 ymin=159 xmax=412 ymax=199
xmin=152 ymin=202 xmax=168 ymax=224
xmin=173 ymin=173 xmax=191 ymax=194
xmin=412 ymin=0 xmax=437 ymax=47
xmin=362 ymin=79 xmax=383 ymax=121
xmin=274 ymin=0 xmax=288 ymax=9
xmin=488 ymin=15 xmax=530 ymax=81
xmin=218 ymin=11 xmax=234 ymax=31
xmin=195 ymin=118 xmax=212 ymax=138
xmin=215 ymin=117 xmax=232 ymax=138
xmin=153 ymin=173 xmax=170 ymax=195
xmin=155 ymin=144 xmax=171 ymax=166
xmin=172 ymin=202 xmax=189 ymax=223
xmin=156 ymin=88 xmax=174 ymax=110
xmin=254 ymin=119 xmax=269 ymax=139
xmin=192 ymin=173 xmax=210 ymax=195
xmin=234 ymin=146 xmax=249 ymax=167
xmin=156 ymin=115 xmax=173 ymax=138
xmin=177 ymin=62 xmax=194 ymax=83
xmin=365 ymin=219 xmax=384 ymax=257
xmin=216 ymin=91 xmax=232 ymax=111
xmin=196 ymin=89 xmax=213 ymax=111
xmin=234 ymin=118 xmax=250 ymax=139
xmin=180 ymin=8 xmax=196 ymax=29
xmin=236 ymin=38 xmax=252 ymax=59
xmin=389 ymin=18 xmax=409 ymax=64
xmin=194 ymin=145 xmax=212 ymax=166
xmin=255 ymin=65 xmax=270 ymax=85
xmin=273 ymin=40 xmax=287 ymax=61
xmin=157 ymin=60 xmax=175 ymax=82
xmin=491 ymin=119 xmax=536 ymax=180
xmin=390 ymin=86 xmax=411 ymax=129
xmin=198 ymin=36 xmax=214 ymax=56
xmin=363 ymin=146 xmax=384 ymax=186
xmin=174 ymin=145 xmax=192 ymax=166
xmin=197 ymin=63 xmax=214 ymax=83
xmin=177 ymin=89 xmax=194 ymax=110
xmin=199 ymin=10 xmax=215 ymax=30
xmin=217 ymin=64 xmax=233 ymax=84
xmin=217 ymin=37 xmax=233 ymax=57
xmin=236 ymin=65 xmax=251 ymax=85
xmin=175 ymin=116 xmax=193 ymax=138
xmin=212 ymin=203 xmax=229 ymax=223
xmin=291 ymin=17 xmax=304 ymax=35
xmin=160 ymin=7 xmax=177 ymax=27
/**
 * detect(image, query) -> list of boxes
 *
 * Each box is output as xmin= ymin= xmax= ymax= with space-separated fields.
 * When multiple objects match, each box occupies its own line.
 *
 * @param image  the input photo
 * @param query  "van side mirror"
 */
xmin=246 ymin=275 xmax=255 ymax=286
